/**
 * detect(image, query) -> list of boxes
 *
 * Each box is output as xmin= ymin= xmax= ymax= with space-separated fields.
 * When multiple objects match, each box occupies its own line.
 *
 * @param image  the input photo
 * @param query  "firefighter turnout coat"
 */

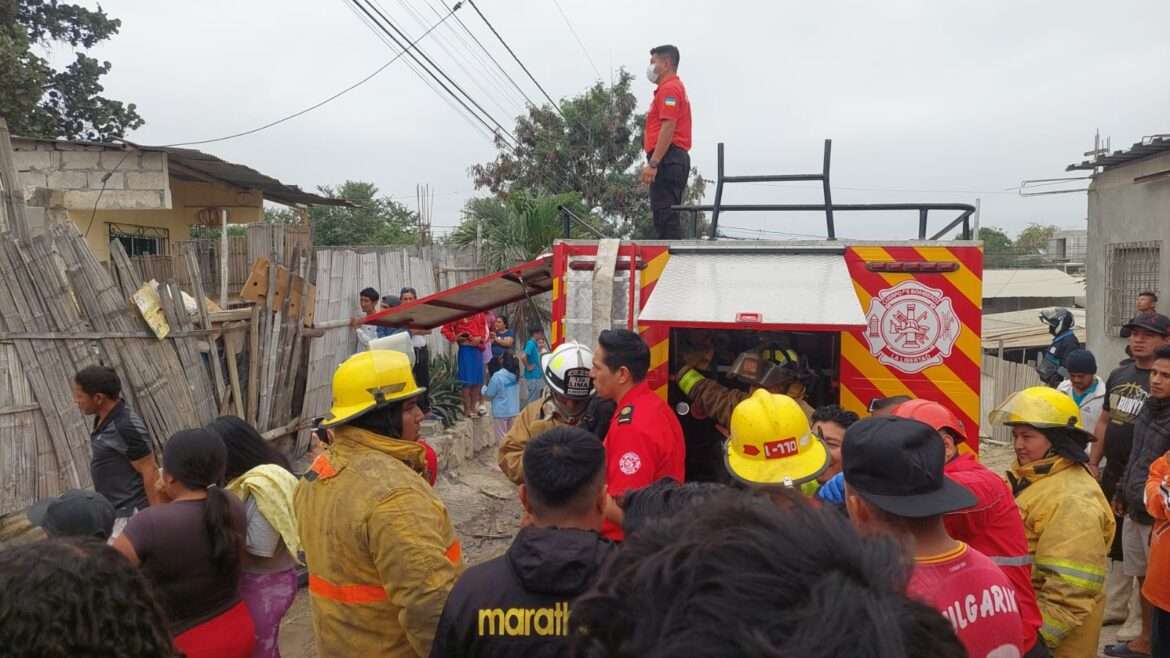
xmin=677 ymin=366 xmax=813 ymax=429
xmin=497 ymin=396 xmax=615 ymax=485
xmin=1008 ymin=455 xmax=1115 ymax=657
xmin=295 ymin=425 xmax=464 ymax=657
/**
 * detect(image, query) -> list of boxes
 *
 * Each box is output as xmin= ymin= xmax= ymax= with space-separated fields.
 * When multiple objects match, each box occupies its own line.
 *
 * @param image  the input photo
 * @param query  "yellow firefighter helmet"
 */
xmin=322 ymin=350 xmax=424 ymax=428
xmin=725 ymin=389 xmax=829 ymax=487
xmin=989 ymin=385 xmax=1086 ymax=432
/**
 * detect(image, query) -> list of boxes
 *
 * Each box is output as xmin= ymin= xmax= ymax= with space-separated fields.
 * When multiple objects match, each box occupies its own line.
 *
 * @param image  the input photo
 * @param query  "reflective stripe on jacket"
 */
xmin=678 ymin=367 xmax=813 ymax=428
xmin=1009 ymin=455 xmax=1114 ymax=658
xmin=294 ymin=426 xmax=464 ymax=657
xmin=943 ymin=454 xmax=1043 ymax=651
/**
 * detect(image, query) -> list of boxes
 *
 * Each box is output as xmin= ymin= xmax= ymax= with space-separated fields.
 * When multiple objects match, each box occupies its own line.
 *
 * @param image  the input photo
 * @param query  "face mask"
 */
xmin=646 ymin=64 xmax=659 ymax=84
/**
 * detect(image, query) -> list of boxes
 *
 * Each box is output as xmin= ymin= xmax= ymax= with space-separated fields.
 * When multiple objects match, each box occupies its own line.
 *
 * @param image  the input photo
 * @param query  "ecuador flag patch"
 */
xmin=664 ymin=96 xmax=678 ymax=107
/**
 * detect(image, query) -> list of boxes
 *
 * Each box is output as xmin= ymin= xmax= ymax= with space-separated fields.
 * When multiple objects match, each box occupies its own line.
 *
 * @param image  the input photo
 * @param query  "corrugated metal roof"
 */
xmin=982 ymin=307 xmax=1086 ymax=350
xmin=1067 ymin=134 xmax=1170 ymax=172
xmin=983 ymin=269 xmax=1085 ymax=299
xmin=14 ymin=135 xmax=351 ymax=207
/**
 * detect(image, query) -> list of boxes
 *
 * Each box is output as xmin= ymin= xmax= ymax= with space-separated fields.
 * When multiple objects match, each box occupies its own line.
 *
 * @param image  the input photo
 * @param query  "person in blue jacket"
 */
xmin=483 ymin=352 xmax=521 ymax=442
xmin=1038 ymin=308 xmax=1080 ymax=387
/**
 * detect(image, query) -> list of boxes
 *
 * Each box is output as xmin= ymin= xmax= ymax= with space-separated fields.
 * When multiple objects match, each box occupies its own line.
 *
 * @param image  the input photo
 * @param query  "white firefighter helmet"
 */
xmin=541 ymin=341 xmax=594 ymax=400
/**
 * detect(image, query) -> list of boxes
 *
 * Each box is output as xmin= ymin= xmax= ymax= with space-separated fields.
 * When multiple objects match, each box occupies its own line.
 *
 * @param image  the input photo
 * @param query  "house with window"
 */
xmin=11 ymin=136 xmax=346 ymax=262
xmin=1069 ymin=134 xmax=1170 ymax=368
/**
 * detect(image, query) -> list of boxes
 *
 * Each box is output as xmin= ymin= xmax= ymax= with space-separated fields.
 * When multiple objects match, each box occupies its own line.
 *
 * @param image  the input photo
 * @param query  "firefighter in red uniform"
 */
xmin=590 ymin=329 xmax=685 ymax=541
xmin=641 ymin=44 xmax=692 ymax=240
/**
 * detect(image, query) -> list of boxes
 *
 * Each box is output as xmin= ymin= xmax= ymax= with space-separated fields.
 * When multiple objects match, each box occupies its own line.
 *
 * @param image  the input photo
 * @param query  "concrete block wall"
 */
xmin=12 ymin=139 xmax=171 ymax=211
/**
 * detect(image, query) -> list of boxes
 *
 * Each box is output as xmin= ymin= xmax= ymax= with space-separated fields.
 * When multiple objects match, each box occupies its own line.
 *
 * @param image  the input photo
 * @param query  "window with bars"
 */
xmin=1106 ymin=241 xmax=1161 ymax=333
xmin=108 ymin=223 xmax=169 ymax=257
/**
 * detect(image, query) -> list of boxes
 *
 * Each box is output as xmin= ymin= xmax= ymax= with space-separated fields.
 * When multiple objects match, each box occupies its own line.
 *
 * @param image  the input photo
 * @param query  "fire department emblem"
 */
xmin=618 ymin=452 xmax=642 ymax=475
xmin=862 ymin=280 xmax=960 ymax=374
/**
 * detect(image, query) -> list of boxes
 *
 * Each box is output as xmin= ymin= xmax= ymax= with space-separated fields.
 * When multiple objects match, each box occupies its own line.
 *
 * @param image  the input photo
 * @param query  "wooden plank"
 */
xmin=270 ymin=265 xmax=291 ymax=310
xmin=304 ymin=283 xmax=317 ymax=326
xmin=239 ymin=257 xmax=270 ymax=304
xmin=223 ymin=323 xmax=246 ymax=418
xmin=184 ymin=247 xmax=226 ymax=407
xmin=247 ymin=304 xmax=261 ymax=426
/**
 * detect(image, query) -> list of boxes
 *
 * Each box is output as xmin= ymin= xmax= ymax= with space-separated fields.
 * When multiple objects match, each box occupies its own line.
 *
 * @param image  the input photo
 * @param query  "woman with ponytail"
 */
xmin=113 ymin=428 xmax=253 ymax=657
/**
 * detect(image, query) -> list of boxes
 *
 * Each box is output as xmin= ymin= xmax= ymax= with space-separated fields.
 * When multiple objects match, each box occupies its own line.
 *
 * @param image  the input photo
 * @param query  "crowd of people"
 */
xmin=7 ymin=289 xmax=1170 ymax=658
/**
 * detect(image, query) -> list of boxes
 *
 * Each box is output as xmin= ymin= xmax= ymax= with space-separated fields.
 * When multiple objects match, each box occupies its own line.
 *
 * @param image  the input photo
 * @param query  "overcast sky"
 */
xmin=64 ymin=0 xmax=1170 ymax=240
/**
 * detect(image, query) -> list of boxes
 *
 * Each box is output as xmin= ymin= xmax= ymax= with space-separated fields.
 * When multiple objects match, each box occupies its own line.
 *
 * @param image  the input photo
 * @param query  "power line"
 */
xmin=350 ymin=0 xmax=518 ymax=146
xmin=466 ymin=0 xmax=565 ymax=118
xmin=341 ymin=0 xmax=497 ymax=142
xmin=391 ymin=0 xmax=524 ymax=119
xmin=163 ymin=4 xmax=461 ymax=148
xmin=433 ymin=0 xmax=541 ymax=109
xmin=549 ymin=0 xmax=601 ymax=80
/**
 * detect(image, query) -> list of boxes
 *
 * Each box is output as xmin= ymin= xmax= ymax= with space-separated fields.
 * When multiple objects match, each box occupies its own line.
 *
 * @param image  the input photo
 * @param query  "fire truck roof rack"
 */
xmin=672 ymin=140 xmax=977 ymax=242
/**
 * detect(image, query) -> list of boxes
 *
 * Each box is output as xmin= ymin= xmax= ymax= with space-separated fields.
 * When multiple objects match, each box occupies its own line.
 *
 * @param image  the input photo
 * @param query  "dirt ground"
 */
xmin=279 ymin=439 xmax=1125 ymax=657
xmin=278 ymin=448 xmax=521 ymax=658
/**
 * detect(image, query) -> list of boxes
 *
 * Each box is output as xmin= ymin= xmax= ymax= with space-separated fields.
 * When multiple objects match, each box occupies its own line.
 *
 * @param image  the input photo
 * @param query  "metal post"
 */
xmin=562 ymin=207 xmax=571 ymax=239
xmin=219 ymin=208 xmax=229 ymax=305
xmin=710 ymin=143 xmax=725 ymax=239
xmin=822 ymin=139 xmax=836 ymax=240
xmin=691 ymin=211 xmax=699 ymax=239
xmin=918 ymin=208 xmax=929 ymax=240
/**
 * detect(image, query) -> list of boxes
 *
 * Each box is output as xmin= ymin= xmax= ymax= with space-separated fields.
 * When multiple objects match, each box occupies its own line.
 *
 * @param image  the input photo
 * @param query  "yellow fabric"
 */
xmin=991 ymin=386 xmax=1086 ymax=431
xmin=497 ymin=398 xmax=565 ymax=485
xmin=725 ymin=390 xmax=828 ymax=487
xmin=295 ymin=425 xmax=463 ymax=658
xmin=227 ymin=464 xmax=302 ymax=561
xmin=324 ymin=350 xmax=423 ymax=427
xmin=1009 ymin=455 xmax=1115 ymax=657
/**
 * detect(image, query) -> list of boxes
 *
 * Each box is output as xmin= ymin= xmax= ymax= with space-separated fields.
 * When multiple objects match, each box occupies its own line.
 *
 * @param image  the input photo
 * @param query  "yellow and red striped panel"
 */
xmin=840 ymin=245 xmax=984 ymax=454
xmin=549 ymin=243 xmax=672 ymax=401
xmin=635 ymin=247 xmax=671 ymax=400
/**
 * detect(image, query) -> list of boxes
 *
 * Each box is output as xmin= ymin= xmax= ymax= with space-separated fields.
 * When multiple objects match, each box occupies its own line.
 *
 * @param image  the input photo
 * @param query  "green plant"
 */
xmin=427 ymin=353 xmax=464 ymax=428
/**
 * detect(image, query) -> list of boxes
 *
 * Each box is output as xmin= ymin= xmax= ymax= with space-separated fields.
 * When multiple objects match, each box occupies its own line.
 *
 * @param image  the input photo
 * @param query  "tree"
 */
xmin=268 ymin=181 xmax=419 ymax=247
xmin=470 ymin=69 xmax=705 ymax=238
xmin=978 ymin=226 xmax=1013 ymax=254
xmin=1014 ymin=223 xmax=1058 ymax=255
xmin=1 ymin=1 xmax=144 ymax=140
xmin=448 ymin=192 xmax=589 ymax=272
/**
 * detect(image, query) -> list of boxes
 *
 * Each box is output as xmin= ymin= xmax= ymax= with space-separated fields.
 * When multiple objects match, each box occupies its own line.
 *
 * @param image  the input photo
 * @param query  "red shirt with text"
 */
xmin=909 ymin=543 xmax=1025 ymax=658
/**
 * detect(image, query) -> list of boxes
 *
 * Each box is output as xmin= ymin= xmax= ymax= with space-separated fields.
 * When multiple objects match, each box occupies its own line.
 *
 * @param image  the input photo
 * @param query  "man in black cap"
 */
xmin=1087 ymin=313 xmax=1170 ymax=656
xmin=28 ymin=489 xmax=117 ymax=541
xmin=843 ymin=416 xmax=1027 ymax=658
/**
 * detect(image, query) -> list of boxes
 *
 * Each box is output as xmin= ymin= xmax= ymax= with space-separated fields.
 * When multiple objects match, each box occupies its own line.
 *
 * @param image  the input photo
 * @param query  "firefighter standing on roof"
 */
xmin=641 ymin=44 xmax=692 ymax=240
xmin=294 ymin=350 xmax=464 ymax=658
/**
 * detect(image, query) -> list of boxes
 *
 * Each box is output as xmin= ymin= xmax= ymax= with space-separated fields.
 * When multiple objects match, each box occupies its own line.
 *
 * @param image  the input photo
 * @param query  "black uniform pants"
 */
xmin=413 ymin=346 xmax=431 ymax=412
xmin=649 ymin=145 xmax=690 ymax=239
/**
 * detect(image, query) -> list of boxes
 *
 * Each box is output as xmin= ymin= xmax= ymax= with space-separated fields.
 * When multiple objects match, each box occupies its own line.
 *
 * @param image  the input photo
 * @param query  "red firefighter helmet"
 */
xmin=892 ymin=399 xmax=968 ymax=444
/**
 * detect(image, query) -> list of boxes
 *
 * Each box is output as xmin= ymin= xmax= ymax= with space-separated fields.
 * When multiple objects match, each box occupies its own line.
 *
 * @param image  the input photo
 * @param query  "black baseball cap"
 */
xmin=1123 ymin=313 xmax=1170 ymax=337
xmin=842 ymin=417 xmax=977 ymax=518
xmin=27 ymin=489 xmax=117 ymax=540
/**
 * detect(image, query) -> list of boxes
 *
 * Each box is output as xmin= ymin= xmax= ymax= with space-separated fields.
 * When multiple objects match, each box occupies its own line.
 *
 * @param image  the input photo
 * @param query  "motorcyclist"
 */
xmin=497 ymin=341 xmax=616 ymax=484
xmin=1037 ymin=308 xmax=1080 ymax=387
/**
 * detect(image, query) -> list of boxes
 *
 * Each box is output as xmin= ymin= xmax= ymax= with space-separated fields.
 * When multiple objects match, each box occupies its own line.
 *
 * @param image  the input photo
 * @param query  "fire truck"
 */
xmin=366 ymin=140 xmax=984 ymax=471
